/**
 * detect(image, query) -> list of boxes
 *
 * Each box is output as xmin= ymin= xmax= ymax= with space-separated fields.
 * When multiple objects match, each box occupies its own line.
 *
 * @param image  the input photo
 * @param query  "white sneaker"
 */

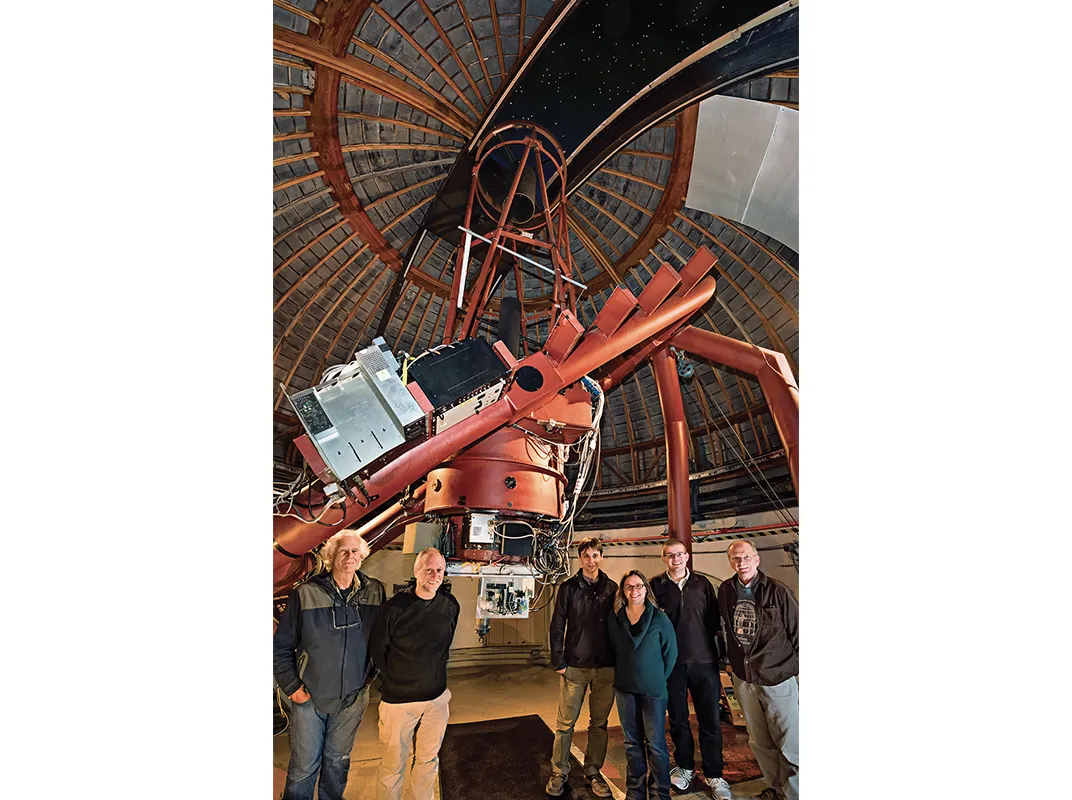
xmin=704 ymin=776 xmax=733 ymax=799
xmin=669 ymin=766 xmax=694 ymax=791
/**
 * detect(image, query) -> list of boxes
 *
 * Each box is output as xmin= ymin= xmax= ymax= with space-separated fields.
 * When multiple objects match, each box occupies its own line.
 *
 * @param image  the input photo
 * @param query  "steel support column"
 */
xmin=652 ymin=348 xmax=692 ymax=554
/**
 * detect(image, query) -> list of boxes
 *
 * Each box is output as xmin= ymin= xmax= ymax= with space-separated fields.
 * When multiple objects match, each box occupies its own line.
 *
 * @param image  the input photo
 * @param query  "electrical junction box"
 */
xmin=476 ymin=575 xmax=535 ymax=619
xmin=466 ymin=512 xmax=496 ymax=546
xmin=287 ymin=337 xmax=425 ymax=482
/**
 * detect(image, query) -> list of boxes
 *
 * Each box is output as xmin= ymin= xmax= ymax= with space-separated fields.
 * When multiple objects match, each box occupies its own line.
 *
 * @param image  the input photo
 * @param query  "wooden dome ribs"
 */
xmin=275 ymin=27 xmax=474 ymax=137
xmin=273 ymin=219 xmax=349 ymax=279
xmin=565 ymin=206 xmax=623 ymax=280
xmin=409 ymin=0 xmax=492 ymax=109
xmin=675 ymin=210 xmax=797 ymax=326
xmin=487 ymin=0 xmax=508 ymax=79
xmin=274 ymin=203 xmax=341 ymax=247
xmin=455 ymin=0 xmax=496 ymax=100
xmin=715 ymin=216 xmax=798 ymax=282
xmin=273 ymin=196 xmax=433 ymax=391
xmin=572 ymin=192 xmax=641 ymax=243
xmin=273 ymin=242 xmax=374 ymax=361
xmin=367 ymin=2 xmax=483 ymax=119
xmin=338 ymin=111 xmax=466 ymax=144
xmin=275 ymin=0 xmax=321 ymax=27
xmin=275 ymin=230 xmax=362 ymax=313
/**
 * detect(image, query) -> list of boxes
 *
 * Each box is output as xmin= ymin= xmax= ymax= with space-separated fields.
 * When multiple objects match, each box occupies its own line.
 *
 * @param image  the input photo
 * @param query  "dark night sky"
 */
xmin=495 ymin=0 xmax=776 ymax=153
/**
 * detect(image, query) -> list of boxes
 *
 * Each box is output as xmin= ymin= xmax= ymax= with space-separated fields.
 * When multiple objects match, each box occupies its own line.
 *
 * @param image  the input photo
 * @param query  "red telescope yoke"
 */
xmin=274 ymin=131 xmax=799 ymax=593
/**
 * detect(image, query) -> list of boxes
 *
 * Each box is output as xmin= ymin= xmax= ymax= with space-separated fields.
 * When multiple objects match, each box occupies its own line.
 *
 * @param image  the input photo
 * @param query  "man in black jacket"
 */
xmin=370 ymin=547 xmax=459 ymax=800
xmin=545 ymin=537 xmax=617 ymax=798
xmin=650 ymin=539 xmax=731 ymax=800
xmin=717 ymin=541 xmax=799 ymax=800
xmin=273 ymin=531 xmax=386 ymax=800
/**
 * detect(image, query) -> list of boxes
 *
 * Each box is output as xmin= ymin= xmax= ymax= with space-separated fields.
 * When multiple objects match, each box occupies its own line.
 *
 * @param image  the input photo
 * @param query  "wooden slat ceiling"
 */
xmin=273 ymin=0 xmax=799 ymax=507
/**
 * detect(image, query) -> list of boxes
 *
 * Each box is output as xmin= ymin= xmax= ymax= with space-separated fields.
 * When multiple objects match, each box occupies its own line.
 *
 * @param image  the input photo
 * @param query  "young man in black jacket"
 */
xmin=717 ymin=541 xmax=799 ymax=800
xmin=650 ymin=539 xmax=731 ymax=800
xmin=370 ymin=547 xmax=459 ymax=800
xmin=545 ymin=537 xmax=617 ymax=798
xmin=273 ymin=531 xmax=386 ymax=800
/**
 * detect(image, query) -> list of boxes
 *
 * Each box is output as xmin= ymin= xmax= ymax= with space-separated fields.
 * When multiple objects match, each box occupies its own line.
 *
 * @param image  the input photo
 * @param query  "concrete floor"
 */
xmin=273 ymin=663 xmax=771 ymax=800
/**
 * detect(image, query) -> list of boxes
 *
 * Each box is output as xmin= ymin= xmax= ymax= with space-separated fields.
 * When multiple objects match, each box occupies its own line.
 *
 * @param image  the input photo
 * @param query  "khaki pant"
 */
xmin=551 ymin=666 xmax=616 ymax=777
xmin=376 ymin=688 xmax=452 ymax=800
xmin=732 ymin=675 xmax=799 ymax=800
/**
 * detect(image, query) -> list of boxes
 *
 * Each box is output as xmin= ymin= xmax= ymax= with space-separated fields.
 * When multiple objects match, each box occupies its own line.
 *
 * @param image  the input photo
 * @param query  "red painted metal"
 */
xmin=450 ymin=122 xmax=572 ymax=342
xmin=514 ymin=383 xmax=594 ymax=444
xmin=294 ymin=434 xmax=330 ymax=479
xmin=594 ymin=286 xmax=639 ymax=336
xmin=670 ymin=325 xmax=799 ymax=498
xmin=636 ymin=262 xmax=682 ymax=313
xmin=491 ymin=339 xmax=519 ymax=369
xmin=542 ymin=310 xmax=584 ymax=364
xmin=407 ymin=381 xmax=434 ymax=414
xmin=425 ymin=426 xmax=565 ymax=517
xmin=272 ymin=252 xmax=718 ymax=590
xmin=652 ymin=347 xmax=692 ymax=554
xmin=273 ymin=484 xmax=427 ymax=593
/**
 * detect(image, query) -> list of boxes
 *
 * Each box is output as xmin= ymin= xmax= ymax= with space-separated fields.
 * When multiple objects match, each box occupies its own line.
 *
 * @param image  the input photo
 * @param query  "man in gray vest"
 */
xmin=274 ymin=531 xmax=386 ymax=800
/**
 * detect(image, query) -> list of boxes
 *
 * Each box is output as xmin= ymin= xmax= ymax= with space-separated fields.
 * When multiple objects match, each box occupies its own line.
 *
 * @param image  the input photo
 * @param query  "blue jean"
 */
xmin=615 ymin=690 xmax=671 ymax=800
xmin=283 ymin=688 xmax=369 ymax=800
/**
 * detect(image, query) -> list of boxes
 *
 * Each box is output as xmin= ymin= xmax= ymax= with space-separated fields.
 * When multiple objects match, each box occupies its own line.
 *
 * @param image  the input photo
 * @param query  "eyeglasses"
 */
xmin=623 ymin=585 xmax=646 ymax=593
xmin=332 ymin=606 xmax=362 ymax=629
xmin=665 ymin=552 xmax=687 ymax=560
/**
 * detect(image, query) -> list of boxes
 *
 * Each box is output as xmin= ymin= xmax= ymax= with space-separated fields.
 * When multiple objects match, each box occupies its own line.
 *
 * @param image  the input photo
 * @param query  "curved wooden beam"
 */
xmin=572 ymin=192 xmax=641 ymax=240
xmin=455 ymin=0 xmax=496 ymax=100
xmin=715 ymin=215 xmax=798 ymax=281
xmin=337 ymin=112 xmax=466 ymax=144
xmin=582 ymin=105 xmax=698 ymax=295
xmin=487 ymin=0 xmax=507 ymax=79
xmin=303 ymin=57 xmax=410 ymax=275
xmin=274 ymin=203 xmax=340 ymax=246
xmin=273 ymin=219 xmax=348 ymax=278
xmin=274 ymin=27 xmax=474 ymax=137
xmin=564 ymin=207 xmax=622 ymax=282
xmin=675 ymin=211 xmax=797 ymax=325
xmin=411 ymin=0 xmax=489 ymax=108
xmin=371 ymin=3 xmax=481 ymax=119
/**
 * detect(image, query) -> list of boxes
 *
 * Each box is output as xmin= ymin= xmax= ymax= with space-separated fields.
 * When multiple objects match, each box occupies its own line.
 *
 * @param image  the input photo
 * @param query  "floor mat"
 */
xmin=439 ymin=714 xmax=585 ymax=799
xmin=573 ymin=717 xmax=762 ymax=789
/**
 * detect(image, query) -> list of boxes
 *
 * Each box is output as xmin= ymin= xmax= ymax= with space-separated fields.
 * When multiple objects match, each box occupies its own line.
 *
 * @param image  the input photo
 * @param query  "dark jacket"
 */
xmin=716 ymin=570 xmax=798 ymax=686
xmin=607 ymin=603 xmax=678 ymax=699
xmin=650 ymin=570 xmax=722 ymax=665
xmin=549 ymin=569 xmax=618 ymax=670
xmin=370 ymin=582 xmax=460 ymax=704
xmin=273 ymin=569 xmax=386 ymax=714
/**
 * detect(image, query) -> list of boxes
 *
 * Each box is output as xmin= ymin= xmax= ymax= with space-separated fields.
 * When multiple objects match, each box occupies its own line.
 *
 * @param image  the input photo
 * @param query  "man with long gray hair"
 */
xmin=273 ymin=531 xmax=386 ymax=800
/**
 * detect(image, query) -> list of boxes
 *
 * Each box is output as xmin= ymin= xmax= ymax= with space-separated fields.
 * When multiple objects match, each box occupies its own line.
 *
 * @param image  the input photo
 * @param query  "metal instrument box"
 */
xmin=287 ymin=338 xmax=425 ymax=482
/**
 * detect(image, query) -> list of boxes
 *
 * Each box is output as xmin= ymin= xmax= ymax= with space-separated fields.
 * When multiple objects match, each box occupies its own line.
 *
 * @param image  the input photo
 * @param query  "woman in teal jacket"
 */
xmin=607 ymin=570 xmax=678 ymax=800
